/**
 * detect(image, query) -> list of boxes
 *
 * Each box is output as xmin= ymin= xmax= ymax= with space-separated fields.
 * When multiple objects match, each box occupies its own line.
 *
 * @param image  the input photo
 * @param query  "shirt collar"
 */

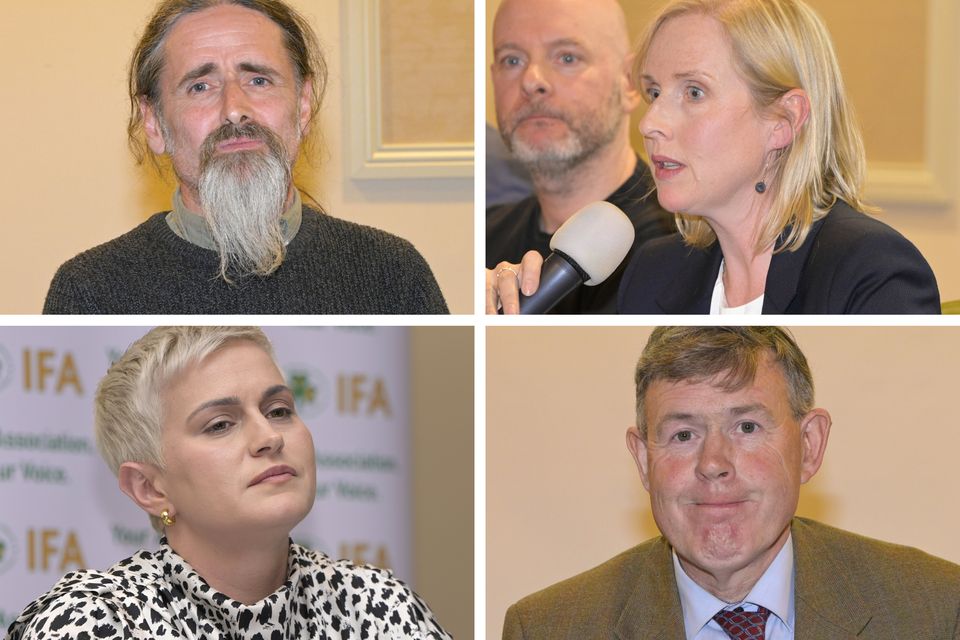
xmin=165 ymin=187 xmax=303 ymax=251
xmin=159 ymin=537 xmax=302 ymax=633
xmin=673 ymin=533 xmax=795 ymax=640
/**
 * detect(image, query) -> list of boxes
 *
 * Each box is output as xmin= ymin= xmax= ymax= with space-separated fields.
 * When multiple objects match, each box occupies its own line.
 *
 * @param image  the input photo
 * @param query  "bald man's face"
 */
xmin=491 ymin=0 xmax=638 ymax=177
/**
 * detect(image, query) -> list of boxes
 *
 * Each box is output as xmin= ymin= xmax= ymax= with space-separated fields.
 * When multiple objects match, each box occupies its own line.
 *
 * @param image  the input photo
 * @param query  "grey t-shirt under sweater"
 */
xmin=43 ymin=208 xmax=449 ymax=314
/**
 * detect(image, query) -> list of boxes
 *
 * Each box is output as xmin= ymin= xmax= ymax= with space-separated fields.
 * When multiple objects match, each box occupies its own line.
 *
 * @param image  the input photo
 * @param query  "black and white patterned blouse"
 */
xmin=6 ymin=539 xmax=452 ymax=639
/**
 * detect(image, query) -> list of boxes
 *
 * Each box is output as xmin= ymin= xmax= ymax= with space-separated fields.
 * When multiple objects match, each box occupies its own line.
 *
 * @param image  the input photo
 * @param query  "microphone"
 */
xmin=518 ymin=201 xmax=635 ymax=314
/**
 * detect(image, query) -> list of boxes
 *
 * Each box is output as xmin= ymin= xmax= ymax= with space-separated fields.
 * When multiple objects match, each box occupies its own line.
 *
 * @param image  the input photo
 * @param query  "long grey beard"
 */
xmin=198 ymin=122 xmax=293 ymax=282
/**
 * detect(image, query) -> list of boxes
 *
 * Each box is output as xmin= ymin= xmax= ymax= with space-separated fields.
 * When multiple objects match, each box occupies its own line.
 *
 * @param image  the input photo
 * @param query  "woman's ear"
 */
xmin=770 ymin=88 xmax=810 ymax=151
xmin=118 ymin=462 xmax=169 ymax=518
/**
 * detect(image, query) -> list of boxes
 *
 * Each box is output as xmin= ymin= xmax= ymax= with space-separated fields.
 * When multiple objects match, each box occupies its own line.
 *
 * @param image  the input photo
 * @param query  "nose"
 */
xmin=221 ymin=79 xmax=251 ymax=125
xmin=639 ymin=99 xmax=669 ymax=141
xmin=695 ymin=431 xmax=734 ymax=481
xmin=249 ymin=415 xmax=284 ymax=456
xmin=521 ymin=62 xmax=551 ymax=98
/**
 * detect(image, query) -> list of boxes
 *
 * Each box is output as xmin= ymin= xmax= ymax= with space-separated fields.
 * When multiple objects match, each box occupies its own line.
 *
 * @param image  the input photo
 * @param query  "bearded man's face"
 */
xmin=141 ymin=4 xmax=313 ymax=279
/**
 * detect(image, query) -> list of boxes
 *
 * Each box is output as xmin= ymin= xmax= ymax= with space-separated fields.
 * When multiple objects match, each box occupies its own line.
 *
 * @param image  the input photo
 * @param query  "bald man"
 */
xmin=486 ymin=0 xmax=673 ymax=314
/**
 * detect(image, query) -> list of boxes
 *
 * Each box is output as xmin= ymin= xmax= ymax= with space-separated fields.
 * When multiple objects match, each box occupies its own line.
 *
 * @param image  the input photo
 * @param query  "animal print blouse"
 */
xmin=6 ymin=539 xmax=452 ymax=639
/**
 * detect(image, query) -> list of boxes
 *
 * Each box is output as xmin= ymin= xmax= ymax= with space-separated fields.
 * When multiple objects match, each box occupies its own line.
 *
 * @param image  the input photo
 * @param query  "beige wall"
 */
xmin=411 ymin=327 xmax=474 ymax=639
xmin=380 ymin=0 xmax=473 ymax=145
xmin=485 ymin=0 xmax=960 ymax=302
xmin=487 ymin=326 xmax=960 ymax=639
xmin=0 ymin=0 xmax=472 ymax=313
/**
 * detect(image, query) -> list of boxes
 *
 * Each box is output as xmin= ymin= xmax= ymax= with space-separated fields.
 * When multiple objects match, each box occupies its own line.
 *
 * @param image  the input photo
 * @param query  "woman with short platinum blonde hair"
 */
xmin=8 ymin=326 xmax=452 ymax=639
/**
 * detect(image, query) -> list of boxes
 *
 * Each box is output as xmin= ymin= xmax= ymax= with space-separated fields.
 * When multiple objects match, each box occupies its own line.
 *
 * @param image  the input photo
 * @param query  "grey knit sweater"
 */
xmin=43 ymin=208 xmax=449 ymax=314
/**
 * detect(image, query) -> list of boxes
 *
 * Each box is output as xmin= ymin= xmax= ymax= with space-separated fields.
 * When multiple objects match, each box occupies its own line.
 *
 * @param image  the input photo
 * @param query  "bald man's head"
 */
xmin=491 ymin=0 xmax=639 ymax=180
xmin=494 ymin=0 xmax=632 ymax=59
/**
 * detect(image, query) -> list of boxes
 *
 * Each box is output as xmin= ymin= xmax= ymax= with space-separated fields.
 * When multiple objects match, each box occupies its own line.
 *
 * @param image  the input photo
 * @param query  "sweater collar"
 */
xmin=165 ymin=188 xmax=303 ymax=251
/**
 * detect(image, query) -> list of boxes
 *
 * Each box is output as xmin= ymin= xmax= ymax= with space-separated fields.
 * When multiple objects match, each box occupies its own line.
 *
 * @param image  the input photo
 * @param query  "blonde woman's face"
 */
xmin=638 ymin=14 xmax=775 ymax=226
xmin=157 ymin=340 xmax=316 ymax=538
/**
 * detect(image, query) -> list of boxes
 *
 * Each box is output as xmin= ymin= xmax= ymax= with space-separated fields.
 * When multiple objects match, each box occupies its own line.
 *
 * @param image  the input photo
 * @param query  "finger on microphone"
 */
xmin=517 ymin=202 xmax=635 ymax=314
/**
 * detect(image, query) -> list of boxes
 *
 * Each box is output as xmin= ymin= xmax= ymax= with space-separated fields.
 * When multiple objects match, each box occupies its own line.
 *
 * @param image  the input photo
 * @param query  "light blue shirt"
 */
xmin=674 ymin=533 xmax=795 ymax=640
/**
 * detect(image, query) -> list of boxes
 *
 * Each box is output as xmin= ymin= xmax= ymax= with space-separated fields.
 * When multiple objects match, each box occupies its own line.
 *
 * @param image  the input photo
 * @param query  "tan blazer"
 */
xmin=502 ymin=517 xmax=960 ymax=639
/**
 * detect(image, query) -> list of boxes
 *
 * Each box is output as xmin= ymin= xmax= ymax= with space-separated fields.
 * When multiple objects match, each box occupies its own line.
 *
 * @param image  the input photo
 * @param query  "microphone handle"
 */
xmin=518 ymin=252 xmax=586 ymax=315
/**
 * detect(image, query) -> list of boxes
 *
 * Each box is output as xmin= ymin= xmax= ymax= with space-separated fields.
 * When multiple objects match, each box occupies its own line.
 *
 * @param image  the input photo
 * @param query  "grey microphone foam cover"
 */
xmin=549 ymin=201 xmax=635 ymax=286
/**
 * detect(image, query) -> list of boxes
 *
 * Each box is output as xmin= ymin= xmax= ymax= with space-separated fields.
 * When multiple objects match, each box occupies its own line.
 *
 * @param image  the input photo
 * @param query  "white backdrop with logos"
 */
xmin=0 ymin=326 xmax=411 ymax=627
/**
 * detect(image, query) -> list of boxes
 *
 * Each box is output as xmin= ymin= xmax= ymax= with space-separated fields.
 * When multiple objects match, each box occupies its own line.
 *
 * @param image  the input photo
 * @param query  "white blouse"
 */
xmin=710 ymin=260 xmax=765 ymax=315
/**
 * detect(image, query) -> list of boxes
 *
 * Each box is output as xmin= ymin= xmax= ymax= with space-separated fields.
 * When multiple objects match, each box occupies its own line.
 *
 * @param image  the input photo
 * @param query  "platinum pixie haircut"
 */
xmin=634 ymin=326 xmax=814 ymax=439
xmin=95 ymin=326 xmax=276 ymax=531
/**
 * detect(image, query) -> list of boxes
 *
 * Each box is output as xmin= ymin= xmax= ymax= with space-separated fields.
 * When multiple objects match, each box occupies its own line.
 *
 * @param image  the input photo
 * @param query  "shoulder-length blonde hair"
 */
xmin=634 ymin=0 xmax=873 ymax=252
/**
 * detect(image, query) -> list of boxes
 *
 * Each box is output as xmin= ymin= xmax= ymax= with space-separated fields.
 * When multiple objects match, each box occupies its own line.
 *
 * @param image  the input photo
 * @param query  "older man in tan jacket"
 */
xmin=504 ymin=327 xmax=960 ymax=639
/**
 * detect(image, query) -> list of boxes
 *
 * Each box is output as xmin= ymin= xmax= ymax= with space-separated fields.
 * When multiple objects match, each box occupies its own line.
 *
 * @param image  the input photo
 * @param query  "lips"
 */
xmin=519 ymin=114 xmax=561 ymax=124
xmin=650 ymin=154 xmax=686 ymax=180
xmin=511 ymin=106 xmax=567 ymax=128
xmin=690 ymin=498 xmax=752 ymax=517
xmin=217 ymin=138 xmax=264 ymax=153
xmin=696 ymin=500 xmax=746 ymax=507
xmin=689 ymin=492 xmax=751 ymax=506
xmin=249 ymin=464 xmax=296 ymax=486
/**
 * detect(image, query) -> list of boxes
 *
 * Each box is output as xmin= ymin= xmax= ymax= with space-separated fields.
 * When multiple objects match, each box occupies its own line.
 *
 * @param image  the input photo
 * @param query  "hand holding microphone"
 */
xmin=487 ymin=202 xmax=635 ymax=314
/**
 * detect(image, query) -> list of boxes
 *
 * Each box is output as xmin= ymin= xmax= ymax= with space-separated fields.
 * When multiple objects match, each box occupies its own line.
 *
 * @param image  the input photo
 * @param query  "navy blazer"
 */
xmin=617 ymin=201 xmax=941 ymax=314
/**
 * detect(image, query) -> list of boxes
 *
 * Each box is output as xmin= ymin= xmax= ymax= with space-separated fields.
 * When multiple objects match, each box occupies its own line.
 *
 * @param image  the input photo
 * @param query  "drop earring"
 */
xmin=755 ymin=147 xmax=782 ymax=194
xmin=755 ymin=157 xmax=772 ymax=194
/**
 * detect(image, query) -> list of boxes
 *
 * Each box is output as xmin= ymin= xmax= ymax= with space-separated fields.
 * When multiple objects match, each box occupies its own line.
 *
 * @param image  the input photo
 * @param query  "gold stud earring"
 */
xmin=160 ymin=509 xmax=176 ymax=527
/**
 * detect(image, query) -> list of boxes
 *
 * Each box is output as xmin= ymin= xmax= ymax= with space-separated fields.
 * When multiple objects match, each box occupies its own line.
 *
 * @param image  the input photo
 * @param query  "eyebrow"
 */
xmin=238 ymin=61 xmax=281 ymax=78
xmin=729 ymin=403 xmax=768 ymax=417
xmin=186 ymin=384 xmax=292 ymax=422
xmin=177 ymin=62 xmax=217 ymax=91
xmin=641 ymin=70 xmax=716 ymax=83
xmin=547 ymin=37 xmax=585 ymax=49
xmin=176 ymin=61 xmax=283 ymax=91
xmin=494 ymin=37 xmax=586 ymax=58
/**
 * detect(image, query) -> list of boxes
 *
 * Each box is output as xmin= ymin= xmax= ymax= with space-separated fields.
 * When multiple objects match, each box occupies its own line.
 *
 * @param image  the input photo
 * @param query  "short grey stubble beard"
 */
xmin=501 ymin=84 xmax=625 ymax=183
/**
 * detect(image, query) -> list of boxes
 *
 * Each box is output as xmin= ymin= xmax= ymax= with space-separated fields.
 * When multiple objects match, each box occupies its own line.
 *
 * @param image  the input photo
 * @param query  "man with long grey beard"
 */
xmin=43 ymin=0 xmax=448 ymax=314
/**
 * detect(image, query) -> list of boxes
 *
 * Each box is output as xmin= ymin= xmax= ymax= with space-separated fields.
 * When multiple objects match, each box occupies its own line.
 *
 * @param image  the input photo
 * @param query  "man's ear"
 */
xmin=140 ymin=98 xmax=167 ymax=156
xmin=298 ymin=78 xmax=314 ymax=137
xmin=769 ymin=88 xmax=810 ymax=151
xmin=620 ymin=53 xmax=643 ymax=114
xmin=626 ymin=426 xmax=652 ymax=491
xmin=798 ymin=408 xmax=831 ymax=483
xmin=118 ymin=461 xmax=170 ymax=518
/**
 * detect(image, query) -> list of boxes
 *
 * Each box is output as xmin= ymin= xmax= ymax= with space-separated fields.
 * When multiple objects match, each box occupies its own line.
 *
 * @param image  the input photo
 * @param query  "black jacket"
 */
xmin=487 ymin=159 xmax=674 ymax=314
xmin=617 ymin=201 xmax=940 ymax=314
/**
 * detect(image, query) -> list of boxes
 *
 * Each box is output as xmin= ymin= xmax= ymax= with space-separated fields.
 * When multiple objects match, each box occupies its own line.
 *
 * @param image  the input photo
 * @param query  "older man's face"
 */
xmin=143 ymin=4 xmax=312 ymax=207
xmin=490 ymin=0 xmax=636 ymax=177
xmin=627 ymin=357 xmax=830 ymax=593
